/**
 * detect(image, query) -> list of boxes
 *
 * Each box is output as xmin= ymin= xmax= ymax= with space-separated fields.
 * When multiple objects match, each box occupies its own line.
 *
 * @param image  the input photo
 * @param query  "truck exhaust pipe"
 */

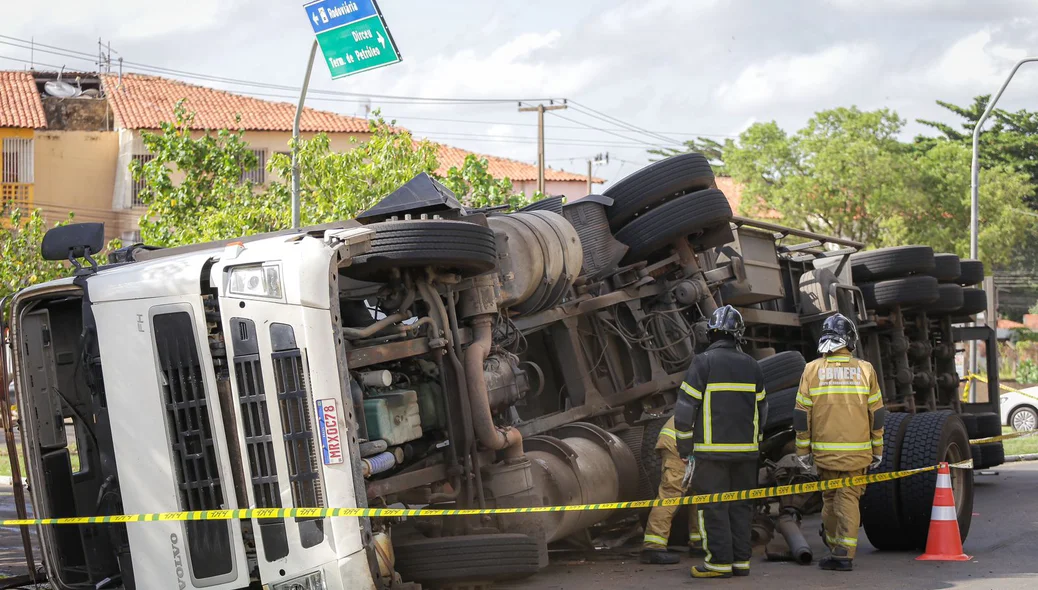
xmin=773 ymin=512 xmax=813 ymax=565
xmin=465 ymin=315 xmax=523 ymax=459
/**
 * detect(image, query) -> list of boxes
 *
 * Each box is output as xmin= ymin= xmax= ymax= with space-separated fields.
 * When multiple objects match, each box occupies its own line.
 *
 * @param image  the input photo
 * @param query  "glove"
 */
xmin=681 ymin=455 xmax=696 ymax=488
xmin=794 ymin=453 xmax=814 ymax=471
xmin=869 ymin=455 xmax=883 ymax=470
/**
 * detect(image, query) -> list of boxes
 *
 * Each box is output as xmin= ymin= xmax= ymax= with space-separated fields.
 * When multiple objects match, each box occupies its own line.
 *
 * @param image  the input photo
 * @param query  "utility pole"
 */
xmin=586 ymin=159 xmax=592 ymax=194
xmin=519 ymin=101 xmax=567 ymax=194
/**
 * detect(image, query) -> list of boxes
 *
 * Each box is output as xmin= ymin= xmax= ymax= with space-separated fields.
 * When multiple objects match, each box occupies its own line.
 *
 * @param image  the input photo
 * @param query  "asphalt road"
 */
xmin=1 ymin=463 xmax=1036 ymax=588
xmin=503 ymin=462 xmax=1038 ymax=590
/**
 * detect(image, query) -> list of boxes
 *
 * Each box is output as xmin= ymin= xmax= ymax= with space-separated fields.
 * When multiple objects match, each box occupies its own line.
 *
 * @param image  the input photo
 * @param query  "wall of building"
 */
xmin=33 ymin=130 xmax=130 ymax=238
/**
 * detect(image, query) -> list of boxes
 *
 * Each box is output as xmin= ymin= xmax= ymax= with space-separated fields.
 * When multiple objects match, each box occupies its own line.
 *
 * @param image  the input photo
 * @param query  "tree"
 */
xmin=0 ymin=209 xmax=74 ymax=301
xmin=439 ymin=154 xmax=532 ymax=210
xmin=648 ymin=137 xmax=730 ymax=175
xmin=724 ymin=107 xmax=916 ymax=245
xmin=132 ymin=100 xmax=267 ymax=247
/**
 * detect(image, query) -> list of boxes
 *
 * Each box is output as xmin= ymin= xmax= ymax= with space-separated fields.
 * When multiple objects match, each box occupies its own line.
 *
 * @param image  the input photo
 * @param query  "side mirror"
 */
xmin=41 ymin=223 xmax=105 ymax=269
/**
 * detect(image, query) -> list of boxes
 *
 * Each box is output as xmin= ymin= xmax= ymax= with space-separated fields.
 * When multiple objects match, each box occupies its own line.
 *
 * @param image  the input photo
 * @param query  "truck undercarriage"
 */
xmin=5 ymin=155 xmax=1003 ymax=589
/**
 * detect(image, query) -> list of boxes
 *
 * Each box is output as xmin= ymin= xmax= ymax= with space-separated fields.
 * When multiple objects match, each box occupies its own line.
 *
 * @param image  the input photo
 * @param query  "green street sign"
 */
xmin=304 ymin=0 xmax=401 ymax=79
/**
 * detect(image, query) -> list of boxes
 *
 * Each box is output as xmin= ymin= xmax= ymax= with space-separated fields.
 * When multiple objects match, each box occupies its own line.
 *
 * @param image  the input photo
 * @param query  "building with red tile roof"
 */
xmin=0 ymin=71 xmax=47 ymax=129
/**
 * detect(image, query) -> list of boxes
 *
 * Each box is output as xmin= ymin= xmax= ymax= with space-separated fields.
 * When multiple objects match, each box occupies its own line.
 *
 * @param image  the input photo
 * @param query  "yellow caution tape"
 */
xmin=970 ymin=429 xmax=1038 ymax=445
xmin=2 ymin=463 xmax=964 ymax=527
xmin=962 ymin=373 xmax=1038 ymax=404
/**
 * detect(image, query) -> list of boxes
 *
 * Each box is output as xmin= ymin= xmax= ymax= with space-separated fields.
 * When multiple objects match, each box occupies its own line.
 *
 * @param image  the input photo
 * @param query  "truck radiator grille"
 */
xmin=270 ymin=323 xmax=325 ymax=548
xmin=230 ymin=318 xmax=289 ymax=562
xmin=153 ymin=311 xmax=233 ymax=580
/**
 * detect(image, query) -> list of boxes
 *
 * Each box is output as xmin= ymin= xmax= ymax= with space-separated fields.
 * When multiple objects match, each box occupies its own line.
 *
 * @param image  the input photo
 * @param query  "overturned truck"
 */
xmin=6 ymin=154 xmax=1002 ymax=589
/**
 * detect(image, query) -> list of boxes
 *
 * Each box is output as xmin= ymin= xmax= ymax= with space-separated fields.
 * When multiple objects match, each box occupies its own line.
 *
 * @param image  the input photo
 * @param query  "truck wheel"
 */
xmin=763 ymin=386 xmax=798 ymax=433
xmin=930 ymin=253 xmax=961 ymax=282
xmin=861 ymin=412 xmax=913 ymax=550
xmin=604 ymin=153 xmax=715 ymax=230
xmin=393 ymin=534 xmax=541 ymax=587
xmin=759 ymin=351 xmax=807 ymax=392
xmin=957 ymin=259 xmax=985 ymax=286
xmin=958 ymin=288 xmax=987 ymax=316
xmin=615 ymin=188 xmax=732 ymax=264
xmin=898 ymin=411 xmax=973 ymax=549
xmin=859 ymin=276 xmax=939 ymax=310
xmin=979 ymin=442 xmax=1005 ymax=466
xmin=345 ymin=220 xmax=498 ymax=280
xmin=850 ymin=246 xmax=935 ymax=282
xmin=617 ymin=424 xmax=654 ymax=501
xmin=930 ymin=284 xmax=964 ymax=314
xmin=974 ymin=412 xmax=1002 ymax=437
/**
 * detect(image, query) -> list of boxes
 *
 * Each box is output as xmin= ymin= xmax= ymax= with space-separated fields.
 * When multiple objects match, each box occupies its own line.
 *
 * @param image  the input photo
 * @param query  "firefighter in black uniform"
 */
xmin=674 ymin=305 xmax=767 ymax=579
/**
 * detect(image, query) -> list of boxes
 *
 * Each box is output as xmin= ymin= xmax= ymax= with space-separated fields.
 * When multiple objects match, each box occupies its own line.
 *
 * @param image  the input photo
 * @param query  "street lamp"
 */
xmin=969 ymin=56 xmax=1038 ymax=377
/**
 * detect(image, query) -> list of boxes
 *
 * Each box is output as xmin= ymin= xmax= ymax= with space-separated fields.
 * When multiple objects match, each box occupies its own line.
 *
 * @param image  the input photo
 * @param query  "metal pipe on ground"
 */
xmin=773 ymin=512 xmax=812 ymax=565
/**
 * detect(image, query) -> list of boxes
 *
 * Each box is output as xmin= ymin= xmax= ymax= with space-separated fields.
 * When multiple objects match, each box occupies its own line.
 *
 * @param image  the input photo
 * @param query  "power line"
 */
xmin=547 ymin=110 xmax=666 ymax=148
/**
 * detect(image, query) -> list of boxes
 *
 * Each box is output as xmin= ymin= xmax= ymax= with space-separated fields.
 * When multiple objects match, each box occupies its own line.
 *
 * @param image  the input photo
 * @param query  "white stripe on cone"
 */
xmin=936 ymin=473 xmax=952 ymax=488
xmin=930 ymin=505 xmax=957 ymax=521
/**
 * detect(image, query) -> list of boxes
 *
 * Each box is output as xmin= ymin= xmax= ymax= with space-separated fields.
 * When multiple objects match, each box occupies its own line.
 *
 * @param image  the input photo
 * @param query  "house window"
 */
xmin=1 ymin=138 xmax=34 ymax=211
xmin=241 ymin=149 xmax=267 ymax=185
xmin=131 ymin=154 xmax=154 ymax=208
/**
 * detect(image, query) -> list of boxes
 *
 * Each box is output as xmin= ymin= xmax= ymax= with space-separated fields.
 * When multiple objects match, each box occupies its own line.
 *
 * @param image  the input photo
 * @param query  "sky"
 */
xmin=3 ymin=0 xmax=1038 ymax=188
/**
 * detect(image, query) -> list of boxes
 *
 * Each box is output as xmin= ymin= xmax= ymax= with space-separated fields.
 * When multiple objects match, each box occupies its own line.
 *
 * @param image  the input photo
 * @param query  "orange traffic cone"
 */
xmin=916 ymin=462 xmax=971 ymax=561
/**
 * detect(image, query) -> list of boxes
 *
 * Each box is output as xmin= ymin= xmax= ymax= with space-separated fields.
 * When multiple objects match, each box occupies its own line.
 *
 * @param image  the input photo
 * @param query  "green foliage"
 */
xmin=724 ymin=107 xmax=915 ymax=245
xmin=1030 ymin=300 xmax=1038 ymax=315
xmin=1016 ymin=359 xmax=1038 ymax=384
xmin=266 ymin=117 xmax=439 ymax=225
xmin=132 ymin=100 xmax=265 ymax=247
xmin=649 ymin=137 xmax=730 ymax=175
xmin=439 ymin=154 xmax=532 ymax=210
xmin=0 ymin=209 xmax=74 ymax=300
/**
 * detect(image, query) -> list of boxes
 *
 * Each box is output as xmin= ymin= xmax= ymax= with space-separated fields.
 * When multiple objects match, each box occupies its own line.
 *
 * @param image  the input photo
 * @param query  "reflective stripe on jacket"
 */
xmin=674 ymin=339 xmax=767 ymax=461
xmin=794 ymin=352 xmax=885 ymax=471
xmin=656 ymin=416 xmax=679 ymax=454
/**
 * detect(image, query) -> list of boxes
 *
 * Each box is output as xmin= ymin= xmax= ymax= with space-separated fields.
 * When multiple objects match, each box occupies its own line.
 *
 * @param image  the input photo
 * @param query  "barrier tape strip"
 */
xmin=1 ymin=462 xmax=972 ymax=527
xmin=970 ymin=429 xmax=1038 ymax=445
xmin=962 ymin=373 xmax=1038 ymax=404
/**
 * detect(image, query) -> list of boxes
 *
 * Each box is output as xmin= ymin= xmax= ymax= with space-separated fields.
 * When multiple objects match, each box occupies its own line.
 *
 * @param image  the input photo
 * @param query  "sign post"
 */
xmin=292 ymin=0 xmax=402 ymax=228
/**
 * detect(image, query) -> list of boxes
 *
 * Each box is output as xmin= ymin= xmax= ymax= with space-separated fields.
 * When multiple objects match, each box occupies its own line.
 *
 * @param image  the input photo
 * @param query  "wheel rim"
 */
xmin=944 ymin=441 xmax=967 ymax=512
xmin=1013 ymin=409 xmax=1037 ymax=432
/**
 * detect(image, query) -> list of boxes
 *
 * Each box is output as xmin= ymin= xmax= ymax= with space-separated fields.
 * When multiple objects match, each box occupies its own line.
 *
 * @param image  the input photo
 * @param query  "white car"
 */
xmin=1001 ymin=385 xmax=1038 ymax=431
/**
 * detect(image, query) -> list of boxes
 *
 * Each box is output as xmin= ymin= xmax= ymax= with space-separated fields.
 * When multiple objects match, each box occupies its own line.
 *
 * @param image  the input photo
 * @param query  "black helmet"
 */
xmin=818 ymin=313 xmax=858 ymax=353
xmin=707 ymin=305 xmax=744 ymax=339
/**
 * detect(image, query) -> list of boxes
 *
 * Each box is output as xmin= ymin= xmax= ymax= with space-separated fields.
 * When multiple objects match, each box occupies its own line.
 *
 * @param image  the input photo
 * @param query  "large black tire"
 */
xmin=979 ymin=442 xmax=1005 ymax=467
xmin=615 ymin=188 xmax=732 ymax=264
xmin=930 ymin=284 xmax=965 ymax=314
xmin=851 ymin=246 xmax=935 ymax=282
xmin=345 ymin=220 xmax=497 ymax=280
xmin=763 ymin=386 xmax=798 ymax=432
xmin=862 ymin=412 xmax=913 ymax=550
xmin=960 ymin=413 xmax=980 ymax=440
xmin=930 ymin=253 xmax=961 ymax=282
xmin=604 ymin=153 xmax=715 ymax=230
xmin=957 ymin=259 xmax=985 ymax=287
xmin=898 ymin=411 xmax=973 ymax=549
xmin=759 ymin=351 xmax=807 ymax=392
xmin=859 ymin=276 xmax=940 ymax=310
xmin=974 ymin=412 xmax=1002 ymax=437
xmin=958 ymin=288 xmax=987 ymax=316
xmin=394 ymin=534 xmax=541 ymax=587
xmin=618 ymin=424 xmax=653 ymax=502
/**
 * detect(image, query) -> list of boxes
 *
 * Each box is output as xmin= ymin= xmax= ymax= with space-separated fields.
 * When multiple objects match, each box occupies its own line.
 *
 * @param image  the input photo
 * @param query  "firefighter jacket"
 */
xmin=794 ymin=352 xmax=885 ymax=471
xmin=674 ymin=339 xmax=768 ymax=461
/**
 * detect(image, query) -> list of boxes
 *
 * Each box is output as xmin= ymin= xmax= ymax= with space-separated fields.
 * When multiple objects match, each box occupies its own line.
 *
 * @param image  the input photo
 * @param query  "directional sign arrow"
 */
xmin=377 ymin=31 xmax=385 ymax=48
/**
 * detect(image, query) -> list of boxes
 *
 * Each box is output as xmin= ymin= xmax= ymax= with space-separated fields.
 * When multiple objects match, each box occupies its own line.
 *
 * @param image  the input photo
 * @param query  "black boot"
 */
xmin=688 ymin=543 xmax=706 ymax=558
xmin=819 ymin=557 xmax=853 ymax=571
xmin=641 ymin=549 xmax=680 ymax=565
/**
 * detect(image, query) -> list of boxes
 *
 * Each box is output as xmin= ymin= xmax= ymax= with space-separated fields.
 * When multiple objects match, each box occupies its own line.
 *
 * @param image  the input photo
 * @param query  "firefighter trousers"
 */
xmin=643 ymin=452 xmax=700 ymax=549
xmin=818 ymin=467 xmax=866 ymax=559
xmin=693 ymin=458 xmax=756 ymax=574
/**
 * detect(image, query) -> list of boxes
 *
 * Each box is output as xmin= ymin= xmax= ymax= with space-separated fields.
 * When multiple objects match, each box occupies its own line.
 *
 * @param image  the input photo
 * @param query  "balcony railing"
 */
xmin=0 ymin=183 xmax=33 ymax=214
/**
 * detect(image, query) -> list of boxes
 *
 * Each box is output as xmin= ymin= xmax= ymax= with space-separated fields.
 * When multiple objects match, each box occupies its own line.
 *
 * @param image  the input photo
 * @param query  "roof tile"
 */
xmin=434 ymin=143 xmax=601 ymax=184
xmin=99 ymin=73 xmax=370 ymax=133
xmin=0 ymin=71 xmax=47 ymax=129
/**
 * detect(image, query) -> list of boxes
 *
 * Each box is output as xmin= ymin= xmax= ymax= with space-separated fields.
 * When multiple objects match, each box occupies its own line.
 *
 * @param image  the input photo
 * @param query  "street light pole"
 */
xmin=968 ymin=57 xmax=1038 ymax=378
xmin=292 ymin=39 xmax=320 ymax=230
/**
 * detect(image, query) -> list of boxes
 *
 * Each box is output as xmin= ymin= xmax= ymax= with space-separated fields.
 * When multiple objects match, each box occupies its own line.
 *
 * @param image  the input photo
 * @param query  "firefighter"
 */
xmin=793 ymin=313 xmax=884 ymax=572
xmin=675 ymin=305 xmax=767 ymax=579
xmin=640 ymin=415 xmax=703 ymax=564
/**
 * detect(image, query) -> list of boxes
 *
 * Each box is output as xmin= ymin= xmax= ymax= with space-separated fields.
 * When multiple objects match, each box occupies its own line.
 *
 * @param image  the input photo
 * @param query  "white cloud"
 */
xmin=921 ymin=29 xmax=1033 ymax=92
xmin=4 ymin=0 xmax=240 ymax=39
xmin=714 ymin=43 xmax=879 ymax=112
xmin=599 ymin=0 xmax=720 ymax=32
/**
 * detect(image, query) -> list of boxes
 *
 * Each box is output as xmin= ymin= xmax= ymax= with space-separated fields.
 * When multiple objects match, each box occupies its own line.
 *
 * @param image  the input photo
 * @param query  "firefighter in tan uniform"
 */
xmin=640 ymin=416 xmax=703 ymax=564
xmin=794 ymin=314 xmax=884 ymax=572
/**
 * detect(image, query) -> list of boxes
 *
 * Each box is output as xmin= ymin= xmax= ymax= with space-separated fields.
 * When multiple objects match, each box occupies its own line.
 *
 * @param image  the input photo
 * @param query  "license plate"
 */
xmin=316 ymin=398 xmax=344 ymax=465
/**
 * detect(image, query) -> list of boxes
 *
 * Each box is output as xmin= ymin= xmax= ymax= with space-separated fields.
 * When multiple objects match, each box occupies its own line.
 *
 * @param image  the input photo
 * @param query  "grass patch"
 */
xmin=1002 ymin=426 xmax=1038 ymax=456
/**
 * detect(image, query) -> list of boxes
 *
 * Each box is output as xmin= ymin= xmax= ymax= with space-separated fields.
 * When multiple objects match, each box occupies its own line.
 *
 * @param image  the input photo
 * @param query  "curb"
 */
xmin=1004 ymin=453 xmax=1038 ymax=463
